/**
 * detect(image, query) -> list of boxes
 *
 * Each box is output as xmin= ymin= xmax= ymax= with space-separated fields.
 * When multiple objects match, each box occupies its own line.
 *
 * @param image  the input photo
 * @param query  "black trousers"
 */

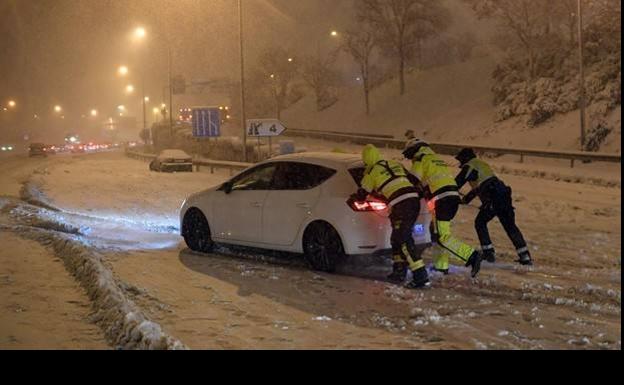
xmin=475 ymin=181 xmax=528 ymax=255
xmin=389 ymin=198 xmax=424 ymax=271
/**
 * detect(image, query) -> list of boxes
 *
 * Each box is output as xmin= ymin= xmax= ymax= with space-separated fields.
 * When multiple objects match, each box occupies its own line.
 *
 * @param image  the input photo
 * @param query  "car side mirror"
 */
xmin=223 ymin=182 xmax=233 ymax=194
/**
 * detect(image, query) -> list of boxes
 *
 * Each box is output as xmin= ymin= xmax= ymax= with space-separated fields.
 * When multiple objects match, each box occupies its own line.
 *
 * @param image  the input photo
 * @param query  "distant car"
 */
xmin=179 ymin=152 xmax=432 ymax=273
xmin=29 ymin=143 xmax=47 ymax=157
xmin=70 ymin=145 xmax=86 ymax=154
xmin=150 ymin=149 xmax=193 ymax=173
xmin=1 ymin=145 xmax=15 ymax=152
xmin=43 ymin=145 xmax=57 ymax=155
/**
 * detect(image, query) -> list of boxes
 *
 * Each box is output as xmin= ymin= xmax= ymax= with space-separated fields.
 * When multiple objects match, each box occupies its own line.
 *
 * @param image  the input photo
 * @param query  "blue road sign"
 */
xmin=192 ymin=107 xmax=221 ymax=138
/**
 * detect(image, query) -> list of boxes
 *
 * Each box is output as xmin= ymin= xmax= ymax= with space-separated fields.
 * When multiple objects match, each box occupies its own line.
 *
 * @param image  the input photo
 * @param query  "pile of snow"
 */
xmin=0 ymin=204 xmax=187 ymax=350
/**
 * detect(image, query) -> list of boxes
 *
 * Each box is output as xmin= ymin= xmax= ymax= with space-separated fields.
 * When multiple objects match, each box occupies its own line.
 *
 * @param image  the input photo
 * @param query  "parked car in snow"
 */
xmin=179 ymin=152 xmax=431 ymax=272
xmin=150 ymin=149 xmax=193 ymax=173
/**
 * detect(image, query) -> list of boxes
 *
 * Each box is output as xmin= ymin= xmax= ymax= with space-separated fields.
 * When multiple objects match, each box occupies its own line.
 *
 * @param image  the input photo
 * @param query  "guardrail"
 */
xmin=283 ymin=128 xmax=621 ymax=168
xmin=125 ymin=150 xmax=253 ymax=175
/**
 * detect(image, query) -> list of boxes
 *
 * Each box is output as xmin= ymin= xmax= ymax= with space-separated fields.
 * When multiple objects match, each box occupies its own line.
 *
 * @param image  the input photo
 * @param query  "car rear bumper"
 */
xmin=162 ymin=163 xmax=193 ymax=172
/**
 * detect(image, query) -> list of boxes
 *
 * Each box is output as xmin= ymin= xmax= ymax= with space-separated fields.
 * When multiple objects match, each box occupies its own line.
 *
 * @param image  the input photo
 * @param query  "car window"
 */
xmin=348 ymin=167 xmax=365 ymax=187
xmin=272 ymin=162 xmax=336 ymax=190
xmin=230 ymin=164 xmax=277 ymax=191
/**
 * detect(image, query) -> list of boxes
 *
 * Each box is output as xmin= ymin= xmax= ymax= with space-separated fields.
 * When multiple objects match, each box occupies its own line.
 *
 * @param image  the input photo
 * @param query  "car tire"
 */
xmin=303 ymin=221 xmax=344 ymax=273
xmin=182 ymin=208 xmax=214 ymax=253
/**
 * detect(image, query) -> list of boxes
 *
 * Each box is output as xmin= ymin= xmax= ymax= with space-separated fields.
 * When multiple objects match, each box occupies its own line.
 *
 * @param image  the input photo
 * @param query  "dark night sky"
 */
xmin=0 ymin=0 xmax=483 ymax=142
xmin=0 ymin=0 xmax=352 ymax=121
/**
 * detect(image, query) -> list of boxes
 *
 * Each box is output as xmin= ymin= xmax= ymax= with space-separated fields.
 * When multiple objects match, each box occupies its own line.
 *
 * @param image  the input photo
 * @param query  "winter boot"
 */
xmin=517 ymin=252 xmax=533 ymax=266
xmin=387 ymin=262 xmax=408 ymax=283
xmin=405 ymin=268 xmax=431 ymax=289
xmin=432 ymin=267 xmax=449 ymax=275
xmin=482 ymin=249 xmax=496 ymax=263
xmin=465 ymin=251 xmax=482 ymax=278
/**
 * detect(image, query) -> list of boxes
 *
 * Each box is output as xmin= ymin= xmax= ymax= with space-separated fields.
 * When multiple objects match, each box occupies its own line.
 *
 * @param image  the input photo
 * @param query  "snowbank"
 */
xmin=0 ymin=201 xmax=187 ymax=350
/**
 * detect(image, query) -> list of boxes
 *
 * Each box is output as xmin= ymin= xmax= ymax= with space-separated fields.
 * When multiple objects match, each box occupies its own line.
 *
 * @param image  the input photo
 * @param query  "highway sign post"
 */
xmin=246 ymin=119 xmax=287 ymax=160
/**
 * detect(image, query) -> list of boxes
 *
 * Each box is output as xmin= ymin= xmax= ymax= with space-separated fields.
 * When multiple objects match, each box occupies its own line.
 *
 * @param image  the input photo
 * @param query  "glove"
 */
xmin=351 ymin=188 xmax=369 ymax=202
xmin=462 ymin=190 xmax=478 ymax=205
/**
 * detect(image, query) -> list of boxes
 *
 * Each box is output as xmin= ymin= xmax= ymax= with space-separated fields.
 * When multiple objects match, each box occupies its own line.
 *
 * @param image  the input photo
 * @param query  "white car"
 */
xmin=180 ymin=152 xmax=431 ymax=272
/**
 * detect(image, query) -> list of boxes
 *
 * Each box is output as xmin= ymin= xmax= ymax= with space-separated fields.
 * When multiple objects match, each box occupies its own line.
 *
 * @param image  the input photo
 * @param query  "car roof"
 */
xmin=268 ymin=151 xmax=362 ymax=169
xmin=159 ymin=149 xmax=191 ymax=158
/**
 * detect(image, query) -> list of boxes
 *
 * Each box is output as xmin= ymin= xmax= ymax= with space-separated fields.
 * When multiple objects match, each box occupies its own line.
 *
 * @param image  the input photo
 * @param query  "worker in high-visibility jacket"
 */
xmin=455 ymin=148 xmax=533 ymax=266
xmin=353 ymin=144 xmax=430 ymax=289
xmin=403 ymin=139 xmax=482 ymax=278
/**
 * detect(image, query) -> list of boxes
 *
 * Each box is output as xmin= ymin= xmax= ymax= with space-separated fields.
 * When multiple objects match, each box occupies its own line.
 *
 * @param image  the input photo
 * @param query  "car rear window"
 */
xmin=272 ymin=162 xmax=336 ymax=190
xmin=348 ymin=167 xmax=365 ymax=187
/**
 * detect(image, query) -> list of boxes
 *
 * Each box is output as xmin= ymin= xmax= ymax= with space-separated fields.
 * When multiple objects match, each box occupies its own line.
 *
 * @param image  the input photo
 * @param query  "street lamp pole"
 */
xmin=238 ymin=0 xmax=248 ymax=162
xmin=577 ymin=0 xmax=587 ymax=150
xmin=142 ymin=72 xmax=147 ymax=134
xmin=168 ymin=45 xmax=174 ymax=139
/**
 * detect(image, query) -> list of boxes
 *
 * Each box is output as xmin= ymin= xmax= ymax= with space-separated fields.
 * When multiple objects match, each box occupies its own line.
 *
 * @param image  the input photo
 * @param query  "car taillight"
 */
xmin=347 ymin=198 xmax=388 ymax=212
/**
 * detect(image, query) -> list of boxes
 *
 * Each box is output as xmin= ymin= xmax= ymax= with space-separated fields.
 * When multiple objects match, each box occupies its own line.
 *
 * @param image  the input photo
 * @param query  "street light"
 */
xmin=126 ymin=84 xmax=135 ymax=94
xmin=90 ymin=109 xmax=98 ymax=117
xmin=134 ymin=27 xmax=146 ymax=40
xmin=330 ymin=30 xmax=338 ymax=37
xmin=7 ymin=100 xmax=16 ymax=108
xmin=118 ymin=66 xmax=129 ymax=76
xmin=118 ymin=105 xmax=125 ymax=112
xmin=144 ymin=96 xmax=150 ymax=102
xmin=54 ymin=105 xmax=62 ymax=113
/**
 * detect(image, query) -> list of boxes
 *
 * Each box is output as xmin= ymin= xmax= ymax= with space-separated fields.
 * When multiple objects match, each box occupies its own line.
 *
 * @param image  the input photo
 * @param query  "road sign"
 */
xmin=246 ymin=119 xmax=287 ymax=137
xmin=192 ymin=107 xmax=221 ymax=138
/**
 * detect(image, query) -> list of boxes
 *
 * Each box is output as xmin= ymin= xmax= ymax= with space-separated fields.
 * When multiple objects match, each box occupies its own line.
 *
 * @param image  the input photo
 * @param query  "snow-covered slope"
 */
xmin=281 ymin=56 xmax=621 ymax=153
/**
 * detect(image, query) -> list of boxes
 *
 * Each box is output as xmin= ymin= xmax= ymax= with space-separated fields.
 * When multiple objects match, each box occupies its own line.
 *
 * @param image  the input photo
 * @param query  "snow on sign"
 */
xmin=192 ymin=107 xmax=221 ymax=138
xmin=246 ymin=119 xmax=287 ymax=137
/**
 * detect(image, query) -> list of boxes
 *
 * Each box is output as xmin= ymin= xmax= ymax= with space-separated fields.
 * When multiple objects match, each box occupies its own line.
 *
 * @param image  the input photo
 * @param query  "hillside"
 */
xmin=281 ymin=56 xmax=621 ymax=153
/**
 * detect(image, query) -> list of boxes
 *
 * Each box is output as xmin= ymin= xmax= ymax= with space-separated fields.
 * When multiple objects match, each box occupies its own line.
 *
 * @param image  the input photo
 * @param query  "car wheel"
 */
xmin=303 ymin=221 xmax=344 ymax=273
xmin=182 ymin=208 xmax=214 ymax=253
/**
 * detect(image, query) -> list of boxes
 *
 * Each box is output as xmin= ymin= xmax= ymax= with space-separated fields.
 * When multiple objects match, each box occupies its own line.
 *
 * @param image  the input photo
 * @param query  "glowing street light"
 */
xmin=118 ymin=66 xmax=129 ymax=76
xmin=7 ymin=100 xmax=16 ymax=108
xmin=288 ymin=57 xmax=293 ymax=62
xmin=125 ymin=85 xmax=135 ymax=94
xmin=330 ymin=30 xmax=339 ymax=37
xmin=153 ymin=107 xmax=160 ymax=114
xmin=144 ymin=96 xmax=150 ymax=102
xmin=134 ymin=27 xmax=146 ymax=40
xmin=54 ymin=105 xmax=62 ymax=113
xmin=118 ymin=105 xmax=125 ymax=112
xmin=90 ymin=109 xmax=98 ymax=117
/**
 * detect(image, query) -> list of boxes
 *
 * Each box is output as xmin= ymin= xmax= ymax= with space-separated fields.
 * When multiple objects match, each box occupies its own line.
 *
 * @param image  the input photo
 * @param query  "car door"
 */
xmin=261 ymin=162 xmax=335 ymax=246
xmin=211 ymin=163 xmax=277 ymax=244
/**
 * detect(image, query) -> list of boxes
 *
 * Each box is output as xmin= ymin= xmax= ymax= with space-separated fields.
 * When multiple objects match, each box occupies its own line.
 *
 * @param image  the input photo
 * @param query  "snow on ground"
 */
xmin=0 ymin=149 xmax=620 ymax=349
xmin=0 ymin=232 xmax=107 ymax=349
xmin=30 ymin=152 xmax=230 ymax=231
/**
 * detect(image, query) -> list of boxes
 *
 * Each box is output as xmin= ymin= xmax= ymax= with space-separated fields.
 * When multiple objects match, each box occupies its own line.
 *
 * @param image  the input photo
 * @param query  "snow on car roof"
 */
xmin=159 ymin=149 xmax=191 ymax=159
xmin=270 ymin=151 xmax=362 ymax=168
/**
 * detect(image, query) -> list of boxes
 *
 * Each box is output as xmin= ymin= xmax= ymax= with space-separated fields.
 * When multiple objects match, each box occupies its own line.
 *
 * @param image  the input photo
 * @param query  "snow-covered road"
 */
xmin=0 ymin=151 xmax=620 ymax=349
